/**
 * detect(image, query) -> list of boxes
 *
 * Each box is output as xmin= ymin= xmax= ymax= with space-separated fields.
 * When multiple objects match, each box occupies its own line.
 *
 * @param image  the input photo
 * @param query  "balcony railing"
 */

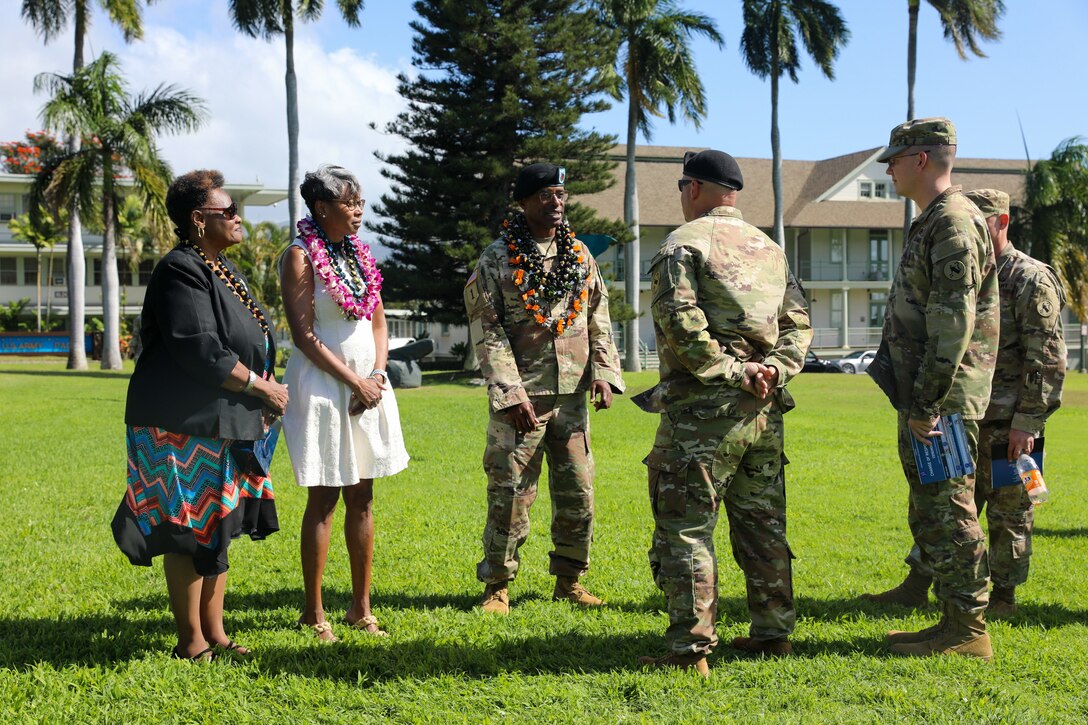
xmin=811 ymin=326 xmax=883 ymax=349
xmin=798 ymin=260 xmax=890 ymax=283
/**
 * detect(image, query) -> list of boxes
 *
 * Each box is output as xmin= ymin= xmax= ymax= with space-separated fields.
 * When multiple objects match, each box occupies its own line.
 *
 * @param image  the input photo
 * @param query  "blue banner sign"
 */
xmin=0 ymin=333 xmax=93 ymax=355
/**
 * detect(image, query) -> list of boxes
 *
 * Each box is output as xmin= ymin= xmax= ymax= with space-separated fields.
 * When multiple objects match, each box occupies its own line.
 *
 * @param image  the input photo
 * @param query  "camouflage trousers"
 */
xmin=476 ymin=394 xmax=594 ymax=584
xmin=645 ymin=403 xmax=794 ymax=657
xmin=896 ymin=411 xmax=989 ymax=613
xmin=906 ymin=420 xmax=1034 ymax=590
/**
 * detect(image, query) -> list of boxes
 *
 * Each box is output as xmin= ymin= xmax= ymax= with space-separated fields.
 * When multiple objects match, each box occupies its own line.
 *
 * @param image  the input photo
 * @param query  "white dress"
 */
xmin=282 ymin=239 xmax=409 ymax=486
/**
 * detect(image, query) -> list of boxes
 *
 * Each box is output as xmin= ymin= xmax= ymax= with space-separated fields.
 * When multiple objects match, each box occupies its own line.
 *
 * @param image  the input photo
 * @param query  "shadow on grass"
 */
xmin=1033 ymin=526 xmax=1088 ymax=539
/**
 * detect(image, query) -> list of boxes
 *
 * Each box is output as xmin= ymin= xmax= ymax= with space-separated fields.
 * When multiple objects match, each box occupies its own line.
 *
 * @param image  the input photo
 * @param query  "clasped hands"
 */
xmin=349 ymin=375 xmax=383 ymax=415
xmin=741 ymin=362 xmax=778 ymax=400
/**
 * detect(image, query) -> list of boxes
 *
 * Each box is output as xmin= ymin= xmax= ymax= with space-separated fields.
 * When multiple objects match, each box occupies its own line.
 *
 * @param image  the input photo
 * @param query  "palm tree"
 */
xmin=236 ymin=219 xmax=293 ymax=333
xmin=741 ymin=0 xmax=849 ymax=249
xmin=21 ymin=0 xmax=150 ymax=369
xmin=229 ymin=0 xmax=365 ymax=233
xmin=31 ymin=52 xmax=206 ymax=369
xmin=8 ymin=209 xmax=67 ymax=332
xmin=1018 ymin=138 xmax=1088 ymax=322
xmin=902 ymin=0 xmax=1004 ymax=233
xmin=597 ymin=0 xmax=723 ymax=373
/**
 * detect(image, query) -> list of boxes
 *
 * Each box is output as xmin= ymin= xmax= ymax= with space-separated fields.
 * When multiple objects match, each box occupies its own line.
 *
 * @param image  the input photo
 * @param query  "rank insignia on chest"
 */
xmin=944 ymin=260 xmax=967 ymax=281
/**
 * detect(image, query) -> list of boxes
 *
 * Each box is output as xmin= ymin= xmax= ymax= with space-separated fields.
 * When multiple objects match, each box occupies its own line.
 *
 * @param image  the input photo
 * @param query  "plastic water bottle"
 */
xmin=1016 ymin=454 xmax=1049 ymax=504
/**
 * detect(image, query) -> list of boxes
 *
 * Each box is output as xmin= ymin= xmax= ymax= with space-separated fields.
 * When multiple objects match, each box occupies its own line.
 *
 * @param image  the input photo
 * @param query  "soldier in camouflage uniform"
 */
xmin=862 ymin=118 xmax=1000 ymax=660
xmin=890 ymin=189 xmax=1066 ymax=620
xmin=635 ymin=150 xmax=812 ymax=676
xmin=464 ymin=163 xmax=625 ymax=615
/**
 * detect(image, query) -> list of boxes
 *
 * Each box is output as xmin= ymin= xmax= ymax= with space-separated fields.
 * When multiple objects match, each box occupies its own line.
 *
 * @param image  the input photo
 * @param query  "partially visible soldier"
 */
xmin=862 ymin=118 xmax=1000 ymax=660
xmin=636 ymin=150 xmax=812 ymax=676
xmin=464 ymin=163 xmax=625 ymax=615
xmin=873 ymin=189 xmax=1066 ymax=619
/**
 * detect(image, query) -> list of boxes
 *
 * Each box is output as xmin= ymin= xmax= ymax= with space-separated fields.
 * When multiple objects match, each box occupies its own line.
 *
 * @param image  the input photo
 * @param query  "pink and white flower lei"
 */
xmin=297 ymin=215 xmax=383 ymax=320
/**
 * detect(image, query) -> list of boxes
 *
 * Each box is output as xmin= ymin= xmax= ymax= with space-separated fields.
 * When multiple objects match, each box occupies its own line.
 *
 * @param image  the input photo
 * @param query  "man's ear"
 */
xmin=998 ymin=213 xmax=1011 ymax=231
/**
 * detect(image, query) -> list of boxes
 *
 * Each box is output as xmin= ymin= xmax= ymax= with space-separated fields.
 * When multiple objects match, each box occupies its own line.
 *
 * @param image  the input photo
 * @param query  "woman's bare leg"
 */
xmin=164 ymin=554 xmax=210 ymax=657
xmin=300 ymin=486 xmax=341 ymax=640
xmin=343 ymin=479 xmax=378 ymax=631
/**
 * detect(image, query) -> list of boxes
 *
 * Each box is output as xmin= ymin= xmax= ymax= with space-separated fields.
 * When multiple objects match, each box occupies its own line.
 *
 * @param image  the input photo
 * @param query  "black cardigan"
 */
xmin=125 ymin=244 xmax=276 ymax=440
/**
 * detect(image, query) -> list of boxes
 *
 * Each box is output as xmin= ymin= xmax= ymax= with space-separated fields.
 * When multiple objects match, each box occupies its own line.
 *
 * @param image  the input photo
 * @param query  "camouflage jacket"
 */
xmin=983 ymin=241 xmax=1066 ymax=432
xmin=464 ymin=238 xmax=624 ymax=412
xmin=880 ymin=185 xmax=999 ymax=420
xmin=645 ymin=206 xmax=812 ymax=413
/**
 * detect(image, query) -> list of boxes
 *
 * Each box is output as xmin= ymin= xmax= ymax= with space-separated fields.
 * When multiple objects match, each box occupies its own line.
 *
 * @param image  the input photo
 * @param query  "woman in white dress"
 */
xmin=280 ymin=165 xmax=409 ymax=642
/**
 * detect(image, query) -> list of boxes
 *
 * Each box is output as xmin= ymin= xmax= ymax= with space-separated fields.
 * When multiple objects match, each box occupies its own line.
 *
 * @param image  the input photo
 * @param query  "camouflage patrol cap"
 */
xmin=875 ymin=117 xmax=957 ymax=163
xmin=964 ymin=188 xmax=1010 ymax=218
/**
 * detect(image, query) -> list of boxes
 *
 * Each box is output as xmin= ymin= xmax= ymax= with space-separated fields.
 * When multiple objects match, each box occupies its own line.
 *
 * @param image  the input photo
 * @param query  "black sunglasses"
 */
xmin=677 ymin=179 xmax=702 ymax=192
xmin=200 ymin=202 xmax=239 ymax=219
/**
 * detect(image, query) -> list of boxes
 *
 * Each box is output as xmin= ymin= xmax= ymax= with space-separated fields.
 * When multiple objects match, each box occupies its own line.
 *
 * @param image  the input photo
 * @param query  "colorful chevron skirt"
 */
xmin=112 ymin=425 xmax=279 ymax=576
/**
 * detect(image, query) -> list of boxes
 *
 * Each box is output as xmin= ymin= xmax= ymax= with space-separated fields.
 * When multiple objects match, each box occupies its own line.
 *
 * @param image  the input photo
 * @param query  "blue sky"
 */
xmin=3 ymin=0 xmax=1086 ymax=225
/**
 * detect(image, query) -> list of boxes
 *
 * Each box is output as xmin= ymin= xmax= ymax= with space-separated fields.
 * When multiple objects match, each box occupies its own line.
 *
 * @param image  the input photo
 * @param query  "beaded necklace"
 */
xmin=184 ymin=241 xmax=271 ymax=339
xmin=502 ymin=212 xmax=590 ymax=335
xmin=296 ymin=215 xmax=383 ymax=320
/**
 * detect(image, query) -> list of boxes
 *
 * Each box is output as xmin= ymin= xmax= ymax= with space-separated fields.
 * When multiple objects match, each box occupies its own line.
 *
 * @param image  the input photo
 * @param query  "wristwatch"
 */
xmin=244 ymin=369 xmax=258 ymax=393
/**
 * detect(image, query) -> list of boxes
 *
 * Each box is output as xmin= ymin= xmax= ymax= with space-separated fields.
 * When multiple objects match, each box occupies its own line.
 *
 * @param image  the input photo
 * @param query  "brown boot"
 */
xmin=889 ymin=607 xmax=992 ymax=661
xmin=730 ymin=637 xmax=793 ymax=657
xmin=886 ymin=602 xmax=950 ymax=644
xmin=480 ymin=583 xmax=509 ymax=615
xmin=553 ymin=576 xmax=604 ymax=607
xmin=860 ymin=569 xmax=932 ymax=607
xmin=637 ymin=652 xmax=710 ymax=677
xmin=987 ymin=585 xmax=1018 ymax=620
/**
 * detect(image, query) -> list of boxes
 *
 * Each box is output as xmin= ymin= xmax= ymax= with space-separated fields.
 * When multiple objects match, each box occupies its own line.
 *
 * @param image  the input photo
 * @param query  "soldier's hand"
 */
xmin=741 ymin=362 xmax=773 ymax=399
xmin=590 ymin=380 xmax=613 ymax=410
xmin=1006 ymin=428 xmax=1036 ymax=461
xmin=507 ymin=401 xmax=540 ymax=433
xmin=908 ymin=416 xmax=942 ymax=445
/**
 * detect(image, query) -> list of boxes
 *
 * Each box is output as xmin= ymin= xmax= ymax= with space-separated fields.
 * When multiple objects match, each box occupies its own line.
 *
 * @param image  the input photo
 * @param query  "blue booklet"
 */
xmin=911 ymin=413 xmax=975 ymax=484
xmin=991 ymin=437 xmax=1045 ymax=489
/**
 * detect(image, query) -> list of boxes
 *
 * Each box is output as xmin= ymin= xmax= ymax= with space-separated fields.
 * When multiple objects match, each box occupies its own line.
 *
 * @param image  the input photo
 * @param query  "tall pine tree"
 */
xmin=369 ymin=0 xmax=623 ymax=323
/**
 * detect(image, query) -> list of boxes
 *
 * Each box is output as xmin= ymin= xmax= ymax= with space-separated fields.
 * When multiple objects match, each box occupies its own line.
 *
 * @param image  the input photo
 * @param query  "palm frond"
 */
xmin=20 ymin=0 xmax=70 ymax=42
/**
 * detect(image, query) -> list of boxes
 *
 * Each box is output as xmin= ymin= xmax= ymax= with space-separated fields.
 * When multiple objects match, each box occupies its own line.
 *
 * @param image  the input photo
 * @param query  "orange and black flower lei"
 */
xmin=502 ymin=212 xmax=590 ymax=335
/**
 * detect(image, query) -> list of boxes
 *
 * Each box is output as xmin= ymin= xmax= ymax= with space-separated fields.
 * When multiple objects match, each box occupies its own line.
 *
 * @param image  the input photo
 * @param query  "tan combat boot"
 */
xmin=553 ymin=576 xmax=604 ymax=607
xmin=987 ymin=585 xmax=1018 ymax=620
xmin=637 ymin=652 xmax=710 ymax=677
xmin=886 ymin=601 xmax=951 ymax=644
xmin=730 ymin=637 xmax=793 ymax=657
xmin=480 ymin=583 xmax=510 ymax=615
xmin=860 ymin=569 xmax=932 ymax=607
xmin=889 ymin=607 xmax=992 ymax=661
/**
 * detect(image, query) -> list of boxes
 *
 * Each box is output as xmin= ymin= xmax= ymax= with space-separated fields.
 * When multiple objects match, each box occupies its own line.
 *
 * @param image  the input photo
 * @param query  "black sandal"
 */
xmin=171 ymin=645 xmax=216 ymax=661
xmin=218 ymin=640 xmax=252 ymax=657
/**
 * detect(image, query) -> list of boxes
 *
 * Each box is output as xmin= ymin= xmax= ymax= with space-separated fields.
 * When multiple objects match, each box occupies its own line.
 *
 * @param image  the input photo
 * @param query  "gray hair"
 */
xmin=300 ymin=164 xmax=362 ymax=213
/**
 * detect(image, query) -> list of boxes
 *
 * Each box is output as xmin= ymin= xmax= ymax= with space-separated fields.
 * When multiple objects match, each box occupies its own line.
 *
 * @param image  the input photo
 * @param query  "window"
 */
xmin=0 ymin=194 xmax=18 ymax=222
xmin=874 ymin=182 xmax=887 ymax=199
xmin=859 ymin=181 xmax=872 ymax=199
xmin=869 ymin=291 xmax=888 ymax=326
xmin=830 ymin=233 xmax=844 ymax=264
xmin=0 ymin=258 xmax=16 ymax=285
xmin=137 ymin=259 xmax=154 ymax=286
xmin=868 ymin=232 xmax=890 ymax=280
xmin=23 ymin=257 xmax=37 ymax=286
xmin=830 ymin=291 xmax=843 ymax=327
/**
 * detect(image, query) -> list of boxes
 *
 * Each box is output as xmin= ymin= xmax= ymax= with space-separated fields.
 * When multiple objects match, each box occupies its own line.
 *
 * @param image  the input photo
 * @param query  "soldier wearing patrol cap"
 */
xmin=463 ymin=162 xmax=624 ymax=614
xmin=636 ymin=149 xmax=813 ymax=675
xmin=861 ymin=118 xmax=1000 ymax=660
xmin=890 ymin=189 xmax=1066 ymax=620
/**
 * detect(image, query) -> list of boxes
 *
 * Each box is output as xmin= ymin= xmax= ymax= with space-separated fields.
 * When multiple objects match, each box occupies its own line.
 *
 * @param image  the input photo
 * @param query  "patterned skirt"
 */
xmin=112 ymin=426 xmax=279 ymax=577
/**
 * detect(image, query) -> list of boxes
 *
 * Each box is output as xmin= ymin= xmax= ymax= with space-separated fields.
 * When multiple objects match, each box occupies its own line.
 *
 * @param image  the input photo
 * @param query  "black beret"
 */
xmin=514 ymin=163 xmax=566 ymax=200
xmin=683 ymin=150 xmax=743 ymax=191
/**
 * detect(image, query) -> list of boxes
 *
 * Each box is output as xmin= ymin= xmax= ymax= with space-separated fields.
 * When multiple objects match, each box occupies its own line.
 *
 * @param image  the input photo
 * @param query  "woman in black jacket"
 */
xmin=112 ymin=169 xmax=289 ymax=660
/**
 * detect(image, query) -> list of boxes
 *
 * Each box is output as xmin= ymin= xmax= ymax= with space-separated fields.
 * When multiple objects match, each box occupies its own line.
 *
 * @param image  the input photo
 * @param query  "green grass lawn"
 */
xmin=1 ymin=360 xmax=1086 ymax=722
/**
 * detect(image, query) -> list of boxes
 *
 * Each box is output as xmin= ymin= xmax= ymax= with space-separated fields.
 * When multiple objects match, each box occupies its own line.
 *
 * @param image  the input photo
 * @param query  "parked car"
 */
xmin=802 ymin=351 xmax=843 ymax=373
xmin=837 ymin=349 xmax=878 ymax=374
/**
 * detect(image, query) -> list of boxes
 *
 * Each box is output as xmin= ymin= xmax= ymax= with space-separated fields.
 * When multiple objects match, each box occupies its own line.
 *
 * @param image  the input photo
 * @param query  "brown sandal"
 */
xmin=345 ymin=614 xmax=388 ymax=637
xmin=298 ymin=618 xmax=338 ymax=643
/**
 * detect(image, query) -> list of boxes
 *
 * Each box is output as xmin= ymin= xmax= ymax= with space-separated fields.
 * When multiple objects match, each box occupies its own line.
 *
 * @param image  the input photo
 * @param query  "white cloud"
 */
xmin=0 ymin=1 xmax=410 ymax=244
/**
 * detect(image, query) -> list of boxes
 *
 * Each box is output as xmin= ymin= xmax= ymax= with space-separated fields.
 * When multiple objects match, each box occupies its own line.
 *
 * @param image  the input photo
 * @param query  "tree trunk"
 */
xmin=46 ymin=250 xmax=55 ymax=326
xmin=100 ymin=179 xmax=123 ymax=370
xmin=903 ymin=1 xmax=919 ymax=243
xmin=771 ymin=58 xmax=784 ymax=248
xmin=66 ymin=2 xmax=88 ymax=369
xmin=623 ymin=82 xmax=642 ymax=373
xmin=35 ymin=248 xmax=42 ymax=332
xmin=285 ymin=5 xmax=302 ymax=233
